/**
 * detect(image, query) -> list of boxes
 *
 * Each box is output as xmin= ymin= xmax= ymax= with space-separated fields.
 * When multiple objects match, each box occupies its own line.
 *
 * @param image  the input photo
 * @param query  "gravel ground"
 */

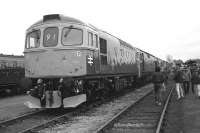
xmin=40 ymin=84 xmax=153 ymax=133
xmin=0 ymin=95 xmax=36 ymax=121
xmin=163 ymin=88 xmax=200 ymax=133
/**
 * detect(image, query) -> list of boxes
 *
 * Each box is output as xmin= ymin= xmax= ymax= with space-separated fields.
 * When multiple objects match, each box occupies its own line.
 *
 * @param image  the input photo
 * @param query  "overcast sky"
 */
xmin=1 ymin=0 xmax=200 ymax=61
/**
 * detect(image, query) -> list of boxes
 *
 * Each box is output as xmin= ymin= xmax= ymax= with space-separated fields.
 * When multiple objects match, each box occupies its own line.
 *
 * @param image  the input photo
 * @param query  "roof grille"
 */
xmin=43 ymin=14 xmax=61 ymax=22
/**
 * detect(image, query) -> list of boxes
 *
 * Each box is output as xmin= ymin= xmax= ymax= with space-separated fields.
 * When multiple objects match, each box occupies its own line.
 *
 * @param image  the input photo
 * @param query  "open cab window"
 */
xmin=26 ymin=30 xmax=41 ymax=49
xmin=88 ymin=32 xmax=93 ymax=46
xmin=88 ymin=32 xmax=98 ymax=48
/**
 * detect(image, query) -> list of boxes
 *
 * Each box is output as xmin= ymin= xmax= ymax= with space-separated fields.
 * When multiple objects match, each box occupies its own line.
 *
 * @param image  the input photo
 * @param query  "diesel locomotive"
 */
xmin=24 ymin=14 xmax=167 ymax=108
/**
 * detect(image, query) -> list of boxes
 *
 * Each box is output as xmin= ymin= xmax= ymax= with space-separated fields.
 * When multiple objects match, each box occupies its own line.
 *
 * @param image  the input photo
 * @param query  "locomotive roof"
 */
xmin=28 ymin=14 xmax=166 ymax=62
xmin=29 ymin=14 xmax=86 ymax=29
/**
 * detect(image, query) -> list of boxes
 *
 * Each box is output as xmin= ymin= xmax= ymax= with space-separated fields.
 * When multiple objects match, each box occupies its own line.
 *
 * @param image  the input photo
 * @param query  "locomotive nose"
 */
xmin=25 ymin=49 xmax=86 ymax=78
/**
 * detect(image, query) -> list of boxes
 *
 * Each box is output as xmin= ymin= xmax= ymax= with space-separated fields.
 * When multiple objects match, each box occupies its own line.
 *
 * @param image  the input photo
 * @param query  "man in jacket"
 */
xmin=183 ymin=68 xmax=191 ymax=95
xmin=152 ymin=67 xmax=165 ymax=105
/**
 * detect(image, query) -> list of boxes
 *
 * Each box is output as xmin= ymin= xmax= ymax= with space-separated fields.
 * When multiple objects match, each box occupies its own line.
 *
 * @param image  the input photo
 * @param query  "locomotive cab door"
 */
xmin=136 ymin=52 xmax=144 ymax=77
xmin=94 ymin=34 xmax=100 ymax=73
xmin=99 ymin=37 xmax=108 ymax=72
xmin=140 ymin=53 xmax=145 ymax=72
xmin=154 ymin=60 xmax=159 ymax=70
xmin=87 ymin=32 xmax=100 ymax=74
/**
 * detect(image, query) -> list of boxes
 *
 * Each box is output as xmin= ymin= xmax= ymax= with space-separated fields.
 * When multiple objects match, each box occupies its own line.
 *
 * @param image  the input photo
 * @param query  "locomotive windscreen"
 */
xmin=43 ymin=27 xmax=59 ymax=47
xmin=62 ymin=27 xmax=83 ymax=45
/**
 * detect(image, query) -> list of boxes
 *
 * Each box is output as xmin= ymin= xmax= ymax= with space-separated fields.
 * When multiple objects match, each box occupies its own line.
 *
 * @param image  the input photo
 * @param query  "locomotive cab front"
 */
xmin=24 ymin=14 xmax=100 ymax=108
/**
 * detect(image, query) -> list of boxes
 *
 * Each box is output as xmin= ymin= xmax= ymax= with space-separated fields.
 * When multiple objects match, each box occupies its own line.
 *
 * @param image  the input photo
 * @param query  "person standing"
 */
xmin=183 ymin=68 xmax=191 ymax=95
xmin=174 ymin=69 xmax=184 ymax=99
xmin=162 ymin=69 xmax=168 ymax=92
xmin=58 ymin=78 xmax=65 ymax=107
xmin=192 ymin=70 xmax=200 ymax=98
xmin=35 ymin=79 xmax=46 ymax=107
xmin=191 ymin=69 xmax=197 ymax=94
xmin=196 ymin=71 xmax=200 ymax=98
xmin=152 ymin=67 xmax=165 ymax=106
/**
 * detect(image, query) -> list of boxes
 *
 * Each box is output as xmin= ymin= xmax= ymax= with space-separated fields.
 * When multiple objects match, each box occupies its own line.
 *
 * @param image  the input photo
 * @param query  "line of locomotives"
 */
xmin=24 ymin=14 xmax=168 ymax=108
xmin=0 ymin=54 xmax=26 ymax=95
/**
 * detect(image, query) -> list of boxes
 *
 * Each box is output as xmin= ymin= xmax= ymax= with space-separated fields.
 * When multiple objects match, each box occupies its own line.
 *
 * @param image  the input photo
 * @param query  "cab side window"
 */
xmin=94 ymin=34 xmax=98 ymax=48
xmin=26 ymin=30 xmax=41 ymax=49
xmin=100 ymin=38 xmax=107 ymax=65
xmin=88 ymin=32 xmax=93 ymax=46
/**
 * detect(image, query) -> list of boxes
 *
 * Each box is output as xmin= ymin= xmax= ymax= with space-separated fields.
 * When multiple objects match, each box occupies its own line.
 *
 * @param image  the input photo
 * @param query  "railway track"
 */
xmin=18 ymin=102 xmax=105 ymax=133
xmin=0 ymin=108 xmax=74 ymax=133
xmin=161 ymin=89 xmax=185 ymax=133
xmin=0 ymin=109 xmax=43 ymax=133
xmin=95 ymin=86 xmax=174 ymax=133
xmin=0 ymin=83 xmax=153 ymax=133
xmin=0 ymin=93 xmax=110 ymax=133
xmin=0 ymin=109 xmax=43 ymax=124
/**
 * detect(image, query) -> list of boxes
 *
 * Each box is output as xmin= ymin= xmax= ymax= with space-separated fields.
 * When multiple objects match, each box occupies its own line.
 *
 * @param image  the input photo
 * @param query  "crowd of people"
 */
xmin=174 ymin=66 xmax=200 ymax=99
xmin=152 ymin=65 xmax=200 ymax=106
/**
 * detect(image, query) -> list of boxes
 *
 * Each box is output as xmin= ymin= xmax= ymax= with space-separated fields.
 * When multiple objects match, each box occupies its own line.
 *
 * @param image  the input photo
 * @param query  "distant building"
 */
xmin=173 ymin=59 xmax=184 ymax=67
xmin=0 ymin=54 xmax=24 ymax=69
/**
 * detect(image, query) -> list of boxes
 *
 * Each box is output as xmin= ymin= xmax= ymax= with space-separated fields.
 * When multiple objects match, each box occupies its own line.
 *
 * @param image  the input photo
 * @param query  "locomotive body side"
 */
xmin=24 ymin=20 xmax=140 ymax=79
xmin=143 ymin=53 xmax=157 ymax=73
xmin=97 ymin=31 xmax=138 ymax=75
